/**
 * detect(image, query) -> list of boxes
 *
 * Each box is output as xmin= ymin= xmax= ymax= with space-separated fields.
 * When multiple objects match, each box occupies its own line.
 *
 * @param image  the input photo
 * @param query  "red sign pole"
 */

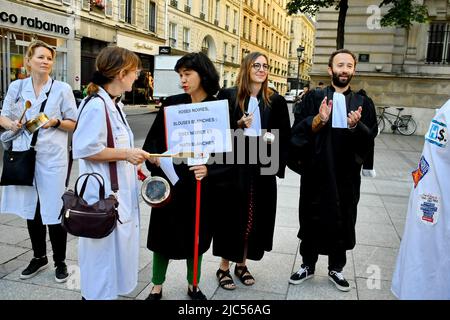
xmin=192 ymin=179 xmax=201 ymax=292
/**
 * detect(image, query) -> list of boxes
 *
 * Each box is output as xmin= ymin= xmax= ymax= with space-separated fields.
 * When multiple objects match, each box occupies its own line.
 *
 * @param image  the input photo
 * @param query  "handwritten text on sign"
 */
xmin=164 ymin=100 xmax=232 ymax=154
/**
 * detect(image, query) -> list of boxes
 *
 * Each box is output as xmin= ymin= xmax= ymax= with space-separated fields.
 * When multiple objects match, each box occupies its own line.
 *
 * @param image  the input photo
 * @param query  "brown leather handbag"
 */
xmin=59 ymin=94 xmax=121 ymax=239
xmin=59 ymin=172 xmax=120 ymax=239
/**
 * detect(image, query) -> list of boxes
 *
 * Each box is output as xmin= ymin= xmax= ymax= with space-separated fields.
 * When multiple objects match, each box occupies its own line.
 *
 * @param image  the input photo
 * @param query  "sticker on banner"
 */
xmin=417 ymin=193 xmax=440 ymax=225
xmin=412 ymin=156 xmax=429 ymax=188
xmin=425 ymin=119 xmax=448 ymax=148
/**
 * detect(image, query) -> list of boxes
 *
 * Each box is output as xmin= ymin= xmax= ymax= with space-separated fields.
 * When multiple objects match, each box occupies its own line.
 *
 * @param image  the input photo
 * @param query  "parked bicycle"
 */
xmin=377 ymin=106 xmax=417 ymax=136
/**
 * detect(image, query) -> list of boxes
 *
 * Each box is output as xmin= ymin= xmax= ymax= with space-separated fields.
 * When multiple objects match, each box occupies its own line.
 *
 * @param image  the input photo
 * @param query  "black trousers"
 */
xmin=300 ymin=239 xmax=346 ymax=272
xmin=27 ymin=201 xmax=67 ymax=266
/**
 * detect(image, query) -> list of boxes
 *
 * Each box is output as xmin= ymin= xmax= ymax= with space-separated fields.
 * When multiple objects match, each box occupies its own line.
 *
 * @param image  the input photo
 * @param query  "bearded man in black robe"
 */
xmin=288 ymin=49 xmax=377 ymax=292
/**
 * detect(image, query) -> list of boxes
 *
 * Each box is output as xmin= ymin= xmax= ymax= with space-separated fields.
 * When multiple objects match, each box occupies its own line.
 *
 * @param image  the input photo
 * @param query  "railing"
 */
xmin=169 ymin=38 xmax=177 ymax=47
xmin=184 ymin=5 xmax=191 ymax=14
xmin=200 ymin=12 xmax=205 ymax=20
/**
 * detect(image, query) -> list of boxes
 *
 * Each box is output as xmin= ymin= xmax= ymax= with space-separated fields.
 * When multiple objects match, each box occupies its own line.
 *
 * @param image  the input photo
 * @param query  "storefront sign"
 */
xmin=116 ymin=33 xmax=159 ymax=55
xmin=159 ymin=46 xmax=171 ymax=55
xmin=0 ymin=2 xmax=74 ymax=39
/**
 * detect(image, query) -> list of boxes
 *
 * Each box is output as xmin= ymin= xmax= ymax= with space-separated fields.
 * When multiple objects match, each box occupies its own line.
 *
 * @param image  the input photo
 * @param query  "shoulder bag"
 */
xmin=0 ymin=80 xmax=54 ymax=186
xmin=59 ymin=94 xmax=121 ymax=239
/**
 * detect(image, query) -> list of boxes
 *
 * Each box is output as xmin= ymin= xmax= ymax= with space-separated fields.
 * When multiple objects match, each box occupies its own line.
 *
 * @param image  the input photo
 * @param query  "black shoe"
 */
xmin=328 ymin=270 xmax=351 ymax=292
xmin=145 ymin=287 xmax=162 ymax=300
xmin=55 ymin=262 xmax=69 ymax=283
xmin=188 ymin=287 xmax=207 ymax=300
xmin=20 ymin=257 xmax=48 ymax=280
xmin=289 ymin=265 xmax=314 ymax=285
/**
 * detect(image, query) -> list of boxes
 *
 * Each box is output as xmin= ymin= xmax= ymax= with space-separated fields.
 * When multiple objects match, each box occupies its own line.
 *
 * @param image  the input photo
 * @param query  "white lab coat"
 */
xmin=0 ymin=77 xmax=77 ymax=224
xmin=72 ymin=87 xmax=140 ymax=300
xmin=391 ymin=99 xmax=450 ymax=299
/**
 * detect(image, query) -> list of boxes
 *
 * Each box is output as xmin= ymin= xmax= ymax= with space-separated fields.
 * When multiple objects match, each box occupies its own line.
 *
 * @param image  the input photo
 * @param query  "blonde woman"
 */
xmin=0 ymin=40 xmax=77 ymax=282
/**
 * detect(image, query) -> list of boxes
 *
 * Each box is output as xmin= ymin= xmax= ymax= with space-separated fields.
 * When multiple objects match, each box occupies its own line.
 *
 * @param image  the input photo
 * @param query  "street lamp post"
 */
xmin=296 ymin=45 xmax=305 ymax=96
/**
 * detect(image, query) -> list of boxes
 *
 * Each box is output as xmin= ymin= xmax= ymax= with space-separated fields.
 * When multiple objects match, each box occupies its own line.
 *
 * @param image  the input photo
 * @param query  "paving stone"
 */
xmin=357 ymin=205 xmax=391 ymax=225
xmin=356 ymin=278 xmax=396 ymax=300
xmin=356 ymin=222 xmax=401 ymax=248
xmin=0 ymin=214 xmax=21 ymax=224
xmin=0 ymin=244 xmax=28 ymax=265
xmin=0 ymin=224 xmax=30 ymax=245
xmin=275 ymin=206 xmax=299 ymax=229
xmin=353 ymin=245 xmax=399 ymax=281
xmin=0 ymin=279 xmax=81 ymax=300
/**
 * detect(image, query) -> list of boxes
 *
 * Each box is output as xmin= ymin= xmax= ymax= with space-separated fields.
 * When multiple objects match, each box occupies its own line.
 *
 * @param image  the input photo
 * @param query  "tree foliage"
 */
xmin=379 ymin=0 xmax=428 ymax=28
xmin=286 ymin=0 xmax=429 ymax=48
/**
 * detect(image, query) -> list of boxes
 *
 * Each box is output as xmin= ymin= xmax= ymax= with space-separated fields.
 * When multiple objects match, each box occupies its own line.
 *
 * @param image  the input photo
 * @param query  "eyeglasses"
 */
xmin=252 ymin=63 xmax=269 ymax=71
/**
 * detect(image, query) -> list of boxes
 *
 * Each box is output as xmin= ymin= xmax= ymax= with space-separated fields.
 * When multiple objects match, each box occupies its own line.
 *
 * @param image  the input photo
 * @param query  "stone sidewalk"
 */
xmin=0 ymin=133 xmax=424 ymax=300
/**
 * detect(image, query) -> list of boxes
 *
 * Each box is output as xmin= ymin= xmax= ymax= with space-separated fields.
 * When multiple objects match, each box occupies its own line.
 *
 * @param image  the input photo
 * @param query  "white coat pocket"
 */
xmin=115 ymin=134 xmax=129 ymax=148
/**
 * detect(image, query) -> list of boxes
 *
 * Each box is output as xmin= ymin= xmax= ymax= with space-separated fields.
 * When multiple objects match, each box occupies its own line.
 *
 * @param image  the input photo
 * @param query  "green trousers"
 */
xmin=152 ymin=252 xmax=203 ymax=285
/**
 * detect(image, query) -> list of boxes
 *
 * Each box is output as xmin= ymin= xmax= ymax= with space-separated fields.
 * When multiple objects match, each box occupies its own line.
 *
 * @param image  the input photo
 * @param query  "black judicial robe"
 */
xmin=143 ymin=93 xmax=220 ymax=259
xmin=291 ymin=86 xmax=377 ymax=253
xmin=212 ymin=87 xmax=291 ymax=262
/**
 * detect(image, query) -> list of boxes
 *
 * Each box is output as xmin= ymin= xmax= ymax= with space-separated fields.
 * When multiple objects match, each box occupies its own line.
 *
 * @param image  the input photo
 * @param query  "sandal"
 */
xmin=216 ymin=268 xmax=236 ymax=290
xmin=234 ymin=265 xmax=255 ymax=286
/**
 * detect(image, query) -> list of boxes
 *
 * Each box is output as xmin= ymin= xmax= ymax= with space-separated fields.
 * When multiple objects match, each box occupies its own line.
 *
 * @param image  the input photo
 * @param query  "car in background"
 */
xmin=284 ymin=92 xmax=296 ymax=102
xmin=284 ymin=89 xmax=303 ymax=103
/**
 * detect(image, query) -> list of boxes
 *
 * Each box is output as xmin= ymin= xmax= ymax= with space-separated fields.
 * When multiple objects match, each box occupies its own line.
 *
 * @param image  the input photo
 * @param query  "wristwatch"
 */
xmin=52 ymin=119 xmax=61 ymax=129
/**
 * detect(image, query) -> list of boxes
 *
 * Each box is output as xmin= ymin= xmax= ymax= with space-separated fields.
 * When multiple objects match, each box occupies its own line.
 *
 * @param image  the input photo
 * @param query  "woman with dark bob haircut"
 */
xmin=142 ymin=52 xmax=221 ymax=300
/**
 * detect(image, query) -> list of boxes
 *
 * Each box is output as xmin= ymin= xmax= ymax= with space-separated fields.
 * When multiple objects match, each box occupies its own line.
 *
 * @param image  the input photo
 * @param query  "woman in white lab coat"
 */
xmin=0 ymin=40 xmax=77 ymax=283
xmin=72 ymin=46 xmax=156 ymax=300
xmin=391 ymin=100 xmax=450 ymax=299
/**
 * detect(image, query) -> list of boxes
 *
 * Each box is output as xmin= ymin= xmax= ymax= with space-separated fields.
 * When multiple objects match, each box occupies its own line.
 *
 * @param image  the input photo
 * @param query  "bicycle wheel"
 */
xmin=377 ymin=115 xmax=385 ymax=133
xmin=397 ymin=116 xmax=417 ymax=136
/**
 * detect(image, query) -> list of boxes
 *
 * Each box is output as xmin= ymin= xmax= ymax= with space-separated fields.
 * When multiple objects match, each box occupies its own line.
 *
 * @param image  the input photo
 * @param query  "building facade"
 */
xmin=0 ymin=0 xmax=166 ymax=104
xmin=167 ymin=0 xmax=294 ymax=93
xmin=240 ymin=0 xmax=291 ymax=93
xmin=1 ymin=0 xmax=303 ymax=105
xmin=77 ymin=0 xmax=166 ymax=103
xmin=166 ymin=0 xmax=241 ymax=89
xmin=311 ymin=0 xmax=450 ymax=134
xmin=287 ymin=13 xmax=315 ymax=93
